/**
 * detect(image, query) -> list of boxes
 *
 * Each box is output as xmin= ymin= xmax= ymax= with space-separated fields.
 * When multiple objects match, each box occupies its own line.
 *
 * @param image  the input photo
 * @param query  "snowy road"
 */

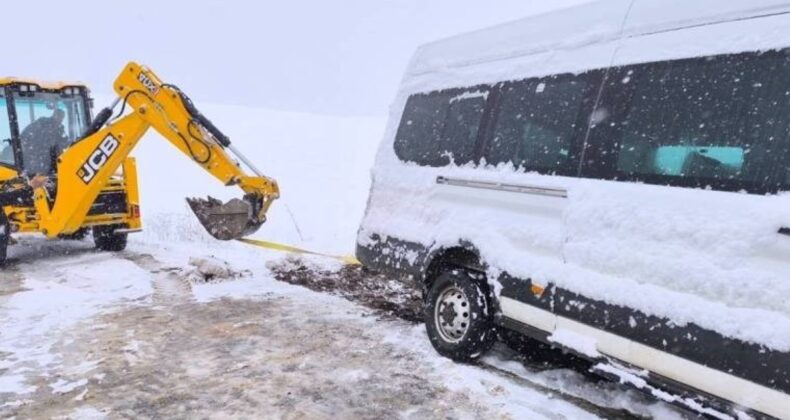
xmin=0 ymin=237 xmax=683 ymax=419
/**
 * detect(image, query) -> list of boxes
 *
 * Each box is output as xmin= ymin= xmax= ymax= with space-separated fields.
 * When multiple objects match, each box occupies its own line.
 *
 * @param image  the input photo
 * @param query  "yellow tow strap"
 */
xmin=237 ymin=238 xmax=361 ymax=265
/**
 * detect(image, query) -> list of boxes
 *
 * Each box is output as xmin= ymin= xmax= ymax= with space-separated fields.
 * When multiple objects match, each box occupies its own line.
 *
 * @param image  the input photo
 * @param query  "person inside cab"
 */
xmin=21 ymin=107 xmax=68 ymax=176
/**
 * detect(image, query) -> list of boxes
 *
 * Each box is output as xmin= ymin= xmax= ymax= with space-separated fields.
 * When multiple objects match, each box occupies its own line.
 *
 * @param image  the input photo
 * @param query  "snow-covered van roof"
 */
xmin=407 ymin=0 xmax=790 ymax=81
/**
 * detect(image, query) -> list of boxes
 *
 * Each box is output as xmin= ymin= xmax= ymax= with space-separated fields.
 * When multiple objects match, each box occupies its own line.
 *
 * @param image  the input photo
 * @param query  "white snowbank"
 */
xmin=549 ymin=329 xmax=600 ymax=358
xmin=109 ymin=100 xmax=385 ymax=254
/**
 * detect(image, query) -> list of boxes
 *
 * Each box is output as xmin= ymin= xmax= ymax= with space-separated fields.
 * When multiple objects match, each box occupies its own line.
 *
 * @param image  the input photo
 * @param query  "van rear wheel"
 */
xmin=424 ymin=269 xmax=495 ymax=361
xmin=93 ymin=225 xmax=127 ymax=252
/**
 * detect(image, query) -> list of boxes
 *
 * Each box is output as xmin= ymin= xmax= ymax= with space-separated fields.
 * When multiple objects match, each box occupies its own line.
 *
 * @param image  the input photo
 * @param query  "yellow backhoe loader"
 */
xmin=0 ymin=62 xmax=279 ymax=263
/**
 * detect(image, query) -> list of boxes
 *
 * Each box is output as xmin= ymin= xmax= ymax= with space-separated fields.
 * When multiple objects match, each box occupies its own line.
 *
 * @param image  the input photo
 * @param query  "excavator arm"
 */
xmin=33 ymin=62 xmax=279 ymax=240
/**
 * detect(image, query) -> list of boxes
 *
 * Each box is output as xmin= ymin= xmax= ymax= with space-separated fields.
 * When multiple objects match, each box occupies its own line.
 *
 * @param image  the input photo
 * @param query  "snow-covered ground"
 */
xmin=0 ymin=236 xmax=680 ymax=418
xmin=0 ymin=104 xmax=688 ymax=417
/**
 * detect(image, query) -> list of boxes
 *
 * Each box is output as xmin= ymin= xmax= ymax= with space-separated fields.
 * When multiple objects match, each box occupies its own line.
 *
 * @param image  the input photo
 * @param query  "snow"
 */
xmin=412 ymin=0 xmax=790 ymax=77
xmin=402 ymin=0 xmax=790 ymax=97
xmin=0 ymin=375 xmax=35 ymax=395
xmin=50 ymin=378 xmax=88 ymax=395
xmin=549 ymin=329 xmax=601 ymax=358
xmin=119 ymin=100 xmax=384 ymax=255
xmin=449 ymin=90 xmax=489 ymax=103
xmin=0 ymin=250 xmax=152 ymax=396
xmin=593 ymin=362 xmax=731 ymax=420
xmin=1 ymin=236 xmax=658 ymax=418
xmin=186 ymin=256 xmax=246 ymax=283
xmin=623 ymin=0 xmax=790 ymax=36
xmin=180 ymin=248 xmax=603 ymax=419
xmin=408 ymin=0 xmax=629 ymax=77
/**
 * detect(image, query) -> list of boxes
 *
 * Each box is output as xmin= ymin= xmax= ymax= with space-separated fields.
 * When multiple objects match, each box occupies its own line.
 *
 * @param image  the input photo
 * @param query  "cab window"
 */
xmin=14 ymin=93 xmax=87 ymax=144
xmin=13 ymin=91 xmax=87 ymax=174
xmin=0 ymin=95 xmax=14 ymax=167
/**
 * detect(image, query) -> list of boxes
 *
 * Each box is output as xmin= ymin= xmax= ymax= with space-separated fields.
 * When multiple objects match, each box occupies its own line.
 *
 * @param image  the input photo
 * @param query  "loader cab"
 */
xmin=0 ymin=79 xmax=91 ymax=176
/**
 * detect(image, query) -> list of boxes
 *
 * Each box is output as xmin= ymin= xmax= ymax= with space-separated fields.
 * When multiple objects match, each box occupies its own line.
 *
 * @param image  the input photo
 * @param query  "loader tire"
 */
xmin=59 ymin=227 xmax=89 ymax=241
xmin=0 ymin=211 xmax=9 ymax=265
xmin=93 ymin=225 xmax=127 ymax=252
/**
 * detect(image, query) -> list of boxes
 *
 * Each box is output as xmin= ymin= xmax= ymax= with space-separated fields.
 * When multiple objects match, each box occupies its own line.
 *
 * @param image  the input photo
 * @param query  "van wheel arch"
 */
xmin=423 ymin=246 xmax=487 ymax=297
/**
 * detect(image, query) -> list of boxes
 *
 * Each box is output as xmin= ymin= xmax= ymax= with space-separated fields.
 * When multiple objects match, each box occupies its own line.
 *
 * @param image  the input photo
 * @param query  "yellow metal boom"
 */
xmin=32 ymin=62 xmax=279 ymax=239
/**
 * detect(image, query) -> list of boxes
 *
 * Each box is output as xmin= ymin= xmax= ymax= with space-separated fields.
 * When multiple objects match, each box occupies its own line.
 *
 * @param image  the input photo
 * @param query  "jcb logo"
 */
xmin=138 ymin=71 xmax=159 ymax=95
xmin=77 ymin=135 xmax=119 ymax=184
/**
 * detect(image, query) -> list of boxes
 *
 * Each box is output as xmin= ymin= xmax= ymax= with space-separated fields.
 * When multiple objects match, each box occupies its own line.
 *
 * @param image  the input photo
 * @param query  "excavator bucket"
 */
xmin=186 ymin=196 xmax=264 ymax=240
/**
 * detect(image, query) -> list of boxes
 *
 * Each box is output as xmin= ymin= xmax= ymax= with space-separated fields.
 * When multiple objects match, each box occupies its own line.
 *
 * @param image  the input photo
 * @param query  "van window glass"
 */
xmin=615 ymin=52 xmax=790 ymax=191
xmin=486 ymin=76 xmax=588 ymax=173
xmin=394 ymin=89 xmax=487 ymax=166
xmin=394 ymin=92 xmax=451 ymax=166
xmin=441 ymin=91 xmax=487 ymax=164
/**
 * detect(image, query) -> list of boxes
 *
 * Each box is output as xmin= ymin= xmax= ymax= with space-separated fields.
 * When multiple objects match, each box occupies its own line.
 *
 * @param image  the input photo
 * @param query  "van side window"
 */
xmin=442 ymin=91 xmax=488 ymax=164
xmin=394 ymin=88 xmax=488 ymax=167
xmin=485 ymin=75 xmax=589 ymax=174
xmin=614 ymin=52 xmax=790 ymax=192
xmin=394 ymin=92 xmax=451 ymax=166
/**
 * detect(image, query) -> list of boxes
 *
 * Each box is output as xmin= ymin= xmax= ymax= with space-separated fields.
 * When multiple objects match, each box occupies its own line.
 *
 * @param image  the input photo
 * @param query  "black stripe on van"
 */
xmin=497 ymin=273 xmax=790 ymax=395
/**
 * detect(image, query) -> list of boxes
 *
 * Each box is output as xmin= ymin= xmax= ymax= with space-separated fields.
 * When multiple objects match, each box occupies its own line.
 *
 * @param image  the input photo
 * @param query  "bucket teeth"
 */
xmin=186 ymin=196 xmax=264 ymax=240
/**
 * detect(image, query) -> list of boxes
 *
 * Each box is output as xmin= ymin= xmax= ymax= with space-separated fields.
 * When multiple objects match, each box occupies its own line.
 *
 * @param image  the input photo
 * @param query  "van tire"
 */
xmin=424 ymin=269 xmax=495 ymax=362
xmin=93 ymin=225 xmax=127 ymax=252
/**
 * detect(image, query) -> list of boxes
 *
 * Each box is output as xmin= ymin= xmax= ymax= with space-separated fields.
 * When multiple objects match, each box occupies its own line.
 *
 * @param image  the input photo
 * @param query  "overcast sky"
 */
xmin=5 ymin=0 xmax=589 ymax=116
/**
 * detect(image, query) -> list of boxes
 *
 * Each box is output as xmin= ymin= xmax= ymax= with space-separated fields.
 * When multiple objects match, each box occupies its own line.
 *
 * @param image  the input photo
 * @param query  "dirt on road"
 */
xmin=268 ymin=257 xmax=423 ymax=323
xmin=14 ymin=296 xmax=502 ymax=419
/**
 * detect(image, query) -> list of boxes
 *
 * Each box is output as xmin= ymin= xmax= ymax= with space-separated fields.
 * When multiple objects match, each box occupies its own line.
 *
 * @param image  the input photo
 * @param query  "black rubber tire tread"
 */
xmin=93 ymin=224 xmax=128 ymax=252
xmin=59 ymin=227 xmax=89 ymax=240
xmin=0 ymin=210 xmax=9 ymax=265
xmin=424 ymin=269 xmax=496 ymax=362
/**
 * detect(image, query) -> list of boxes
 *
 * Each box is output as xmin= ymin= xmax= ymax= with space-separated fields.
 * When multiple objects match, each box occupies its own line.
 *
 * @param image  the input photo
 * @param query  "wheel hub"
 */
xmin=434 ymin=285 xmax=471 ymax=343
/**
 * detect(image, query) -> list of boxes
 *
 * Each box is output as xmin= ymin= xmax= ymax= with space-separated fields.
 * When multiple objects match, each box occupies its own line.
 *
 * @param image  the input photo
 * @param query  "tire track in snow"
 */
xmin=120 ymin=252 xmax=194 ymax=305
